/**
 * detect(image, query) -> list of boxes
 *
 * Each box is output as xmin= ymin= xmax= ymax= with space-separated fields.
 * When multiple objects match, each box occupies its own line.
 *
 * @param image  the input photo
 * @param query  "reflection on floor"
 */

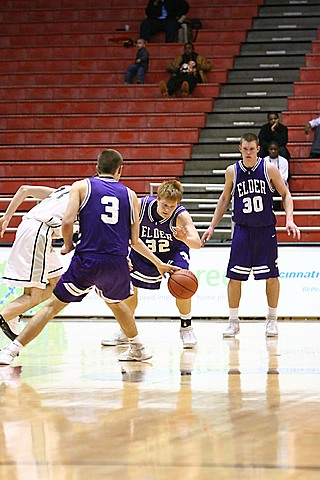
xmin=0 ymin=320 xmax=320 ymax=479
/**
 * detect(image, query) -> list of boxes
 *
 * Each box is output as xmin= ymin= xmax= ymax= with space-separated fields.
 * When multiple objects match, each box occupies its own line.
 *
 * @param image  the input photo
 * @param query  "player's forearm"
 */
xmin=282 ymin=193 xmax=294 ymax=222
xmin=131 ymin=238 xmax=163 ymax=268
xmin=61 ymin=220 xmax=74 ymax=250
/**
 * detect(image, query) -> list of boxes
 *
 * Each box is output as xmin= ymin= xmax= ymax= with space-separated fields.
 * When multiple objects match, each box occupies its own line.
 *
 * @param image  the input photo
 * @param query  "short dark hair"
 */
xmin=267 ymin=111 xmax=279 ymax=119
xmin=240 ymin=133 xmax=259 ymax=145
xmin=97 ymin=149 xmax=123 ymax=174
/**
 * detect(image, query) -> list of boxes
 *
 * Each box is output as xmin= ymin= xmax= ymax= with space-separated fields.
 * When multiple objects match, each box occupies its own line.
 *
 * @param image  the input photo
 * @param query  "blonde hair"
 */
xmin=157 ymin=180 xmax=183 ymax=203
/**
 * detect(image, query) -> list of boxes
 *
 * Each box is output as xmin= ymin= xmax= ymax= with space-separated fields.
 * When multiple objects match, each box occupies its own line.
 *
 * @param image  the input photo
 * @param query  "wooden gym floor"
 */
xmin=0 ymin=319 xmax=320 ymax=480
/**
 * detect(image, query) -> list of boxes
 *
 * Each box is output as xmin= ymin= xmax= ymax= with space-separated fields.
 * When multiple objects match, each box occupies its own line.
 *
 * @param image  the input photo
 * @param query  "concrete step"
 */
xmin=212 ymin=96 xmax=288 ymax=111
xmin=204 ymin=111 xmax=272 ymax=125
xmin=259 ymin=5 xmax=320 ymax=17
xmin=253 ymin=16 xmax=320 ymax=29
xmin=241 ymin=42 xmax=313 ymax=55
xmin=220 ymin=83 xmax=294 ymax=96
xmin=246 ymin=29 xmax=317 ymax=42
xmin=234 ymin=55 xmax=306 ymax=69
xmin=227 ymin=68 xmax=301 ymax=83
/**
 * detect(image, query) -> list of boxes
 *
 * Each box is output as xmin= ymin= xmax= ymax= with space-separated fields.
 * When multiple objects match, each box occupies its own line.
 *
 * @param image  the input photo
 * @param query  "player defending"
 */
xmin=201 ymin=133 xmax=300 ymax=338
xmin=101 ymin=180 xmax=201 ymax=349
xmin=0 ymin=184 xmax=72 ymax=339
xmin=0 ymin=149 xmax=178 ymax=365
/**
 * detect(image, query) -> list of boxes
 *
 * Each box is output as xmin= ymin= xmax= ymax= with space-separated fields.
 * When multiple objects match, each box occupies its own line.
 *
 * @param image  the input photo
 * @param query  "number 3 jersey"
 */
xmin=76 ymin=177 xmax=133 ymax=256
xmin=130 ymin=196 xmax=190 ymax=279
xmin=232 ymin=157 xmax=276 ymax=227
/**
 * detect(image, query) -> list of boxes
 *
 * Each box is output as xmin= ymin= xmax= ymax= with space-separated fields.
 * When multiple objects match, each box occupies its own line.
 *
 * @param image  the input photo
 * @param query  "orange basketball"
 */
xmin=167 ymin=269 xmax=198 ymax=300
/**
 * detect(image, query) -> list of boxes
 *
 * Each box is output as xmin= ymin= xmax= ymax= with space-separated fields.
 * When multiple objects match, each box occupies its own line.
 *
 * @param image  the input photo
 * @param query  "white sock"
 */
xmin=229 ymin=308 xmax=239 ymax=321
xmin=128 ymin=334 xmax=142 ymax=345
xmin=8 ymin=340 xmax=23 ymax=356
xmin=267 ymin=307 xmax=277 ymax=321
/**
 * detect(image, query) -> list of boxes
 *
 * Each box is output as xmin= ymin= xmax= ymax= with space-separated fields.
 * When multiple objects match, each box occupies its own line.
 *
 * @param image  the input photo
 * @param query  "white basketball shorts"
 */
xmin=2 ymin=217 xmax=63 ymax=289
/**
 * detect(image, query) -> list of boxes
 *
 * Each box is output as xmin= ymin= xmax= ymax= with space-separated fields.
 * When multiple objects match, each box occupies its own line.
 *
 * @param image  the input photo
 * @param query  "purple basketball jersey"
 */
xmin=76 ymin=177 xmax=133 ymax=256
xmin=232 ymin=157 xmax=276 ymax=227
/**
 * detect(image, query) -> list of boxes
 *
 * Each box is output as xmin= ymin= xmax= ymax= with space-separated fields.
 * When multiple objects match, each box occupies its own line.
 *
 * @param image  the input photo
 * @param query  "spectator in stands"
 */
xmin=140 ymin=0 xmax=190 ymax=43
xmin=159 ymin=42 xmax=211 ymax=98
xmin=304 ymin=116 xmax=320 ymax=158
xmin=264 ymin=141 xmax=289 ymax=210
xmin=258 ymin=112 xmax=291 ymax=160
xmin=264 ymin=141 xmax=289 ymax=187
xmin=124 ymin=38 xmax=149 ymax=85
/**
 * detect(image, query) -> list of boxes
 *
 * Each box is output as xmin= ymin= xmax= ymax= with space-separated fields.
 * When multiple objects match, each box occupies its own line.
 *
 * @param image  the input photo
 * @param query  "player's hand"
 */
xmin=157 ymin=262 xmax=180 ymax=278
xmin=60 ymin=243 xmax=75 ymax=255
xmin=0 ymin=216 xmax=9 ymax=238
xmin=200 ymin=226 xmax=214 ymax=246
xmin=127 ymin=256 xmax=133 ymax=271
xmin=286 ymin=221 xmax=301 ymax=240
xmin=172 ymin=225 xmax=187 ymax=241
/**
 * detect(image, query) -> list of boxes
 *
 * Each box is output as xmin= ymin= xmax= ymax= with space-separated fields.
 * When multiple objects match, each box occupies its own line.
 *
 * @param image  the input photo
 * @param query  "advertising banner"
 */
xmin=0 ymin=246 xmax=319 ymax=318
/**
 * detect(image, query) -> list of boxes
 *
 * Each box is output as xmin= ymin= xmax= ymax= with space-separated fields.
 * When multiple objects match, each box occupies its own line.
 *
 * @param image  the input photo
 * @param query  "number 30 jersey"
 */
xmin=130 ymin=196 xmax=190 ymax=265
xmin=232 ymin=157 xmax=276 ymax=227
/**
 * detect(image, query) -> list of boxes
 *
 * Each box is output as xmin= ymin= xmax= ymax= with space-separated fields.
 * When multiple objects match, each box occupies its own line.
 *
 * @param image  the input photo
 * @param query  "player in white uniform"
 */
xmin=0 ymin=185 xmax=72 ymax=340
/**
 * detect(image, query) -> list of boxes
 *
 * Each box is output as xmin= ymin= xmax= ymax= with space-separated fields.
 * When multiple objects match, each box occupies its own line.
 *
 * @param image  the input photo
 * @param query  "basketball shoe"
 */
xmin=180 ymin=326 xmax=197 ymax=349
xmin=223 ymin=320 xmax=240 ymax=338
xmin=265 ymin=318 xmax=278 ymax=337
xmin=118 ymin=343 xmax=152 ymax=362
xmin=101 ymin=328 xmax=129 ymax=346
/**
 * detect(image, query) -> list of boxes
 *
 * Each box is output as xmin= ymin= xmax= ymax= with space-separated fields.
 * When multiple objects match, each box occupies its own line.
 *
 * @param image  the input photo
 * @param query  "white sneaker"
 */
xmin=266 ymin=319 xmax=278 ymax=337
xmin=180 ymin=326 xmax=197 ymax=349
xmin=0 ymin=345 xmax=16 ymax=365
xmin=223 ymin=321 xmax=240 ymax=338
xmin=118 ymin=343 xmax=152 ymax=362
xmin=8 ymin=317 xmax=21 ymax=336
xmin=101 ymin=328 xmax=129 ymax=346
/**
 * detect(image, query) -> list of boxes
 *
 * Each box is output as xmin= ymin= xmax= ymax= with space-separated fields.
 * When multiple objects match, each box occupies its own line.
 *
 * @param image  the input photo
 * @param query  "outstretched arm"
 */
xmin=0 ymin=185 xmax=54 ymax=238
xmin=200 ymin=166 xmax=234 ymax=246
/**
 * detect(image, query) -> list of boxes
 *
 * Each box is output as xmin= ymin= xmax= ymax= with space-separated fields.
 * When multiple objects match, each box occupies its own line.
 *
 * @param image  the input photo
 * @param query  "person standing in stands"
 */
xmin=140 ymin=0 xmax=190 ymax=43
xmin=0 ymin=149 xmax=178 ymax=365
xmin=304 ymin=115 xmax=320 ymax=158
xmin=201 ymin=133 xmax=300 ymax=339
xmin=124 ymin=38 xmax=149 ymax=85
xmin=159 ymin=42 xmax=211 ymax=97
xmin=258 ymin=112 xmax=291 ymax=160
xmin=101 ymin=180 xmax=200 ymax=349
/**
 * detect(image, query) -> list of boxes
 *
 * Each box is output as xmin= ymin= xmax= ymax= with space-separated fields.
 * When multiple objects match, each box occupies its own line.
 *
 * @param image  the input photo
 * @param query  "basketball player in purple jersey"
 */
xmin=101 ymin=180 xmax=201 ymax=349
xmin=0 ymin=149 xmax=178 ymax=365
xmin=201 ymin=133 xmax=300 ymax=338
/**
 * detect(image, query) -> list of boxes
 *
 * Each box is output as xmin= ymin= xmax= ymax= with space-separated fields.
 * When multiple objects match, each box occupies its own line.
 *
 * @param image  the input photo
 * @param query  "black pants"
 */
xmin=140 ymin=17 xmax=179 ymax=43
xmin=167 ymin=73 xmax=198 ymax=96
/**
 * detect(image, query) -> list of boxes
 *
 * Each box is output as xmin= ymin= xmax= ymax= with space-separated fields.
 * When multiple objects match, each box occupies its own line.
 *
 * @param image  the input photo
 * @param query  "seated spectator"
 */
xmin=304 ymin=116 xmax=320 ymax=158
xmin=263 ymin=141 xmax=289 ymax=210
xmin=159 ymin=42 xmax=211 ymax=98
xmin=140 ymin=0 xmax=190 ymax=43
xmin=124 ymin=38 xmax=149 ymax=84
xmin=258 ymin=112 xmax=291 ymax=160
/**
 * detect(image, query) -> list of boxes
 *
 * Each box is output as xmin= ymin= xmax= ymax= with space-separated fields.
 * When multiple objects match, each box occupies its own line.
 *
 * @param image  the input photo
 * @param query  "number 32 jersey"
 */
xmin=130 ymin=196 xmax=190 ymax=264
xmin=232 ymin=157 xmax=276 ymax=227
